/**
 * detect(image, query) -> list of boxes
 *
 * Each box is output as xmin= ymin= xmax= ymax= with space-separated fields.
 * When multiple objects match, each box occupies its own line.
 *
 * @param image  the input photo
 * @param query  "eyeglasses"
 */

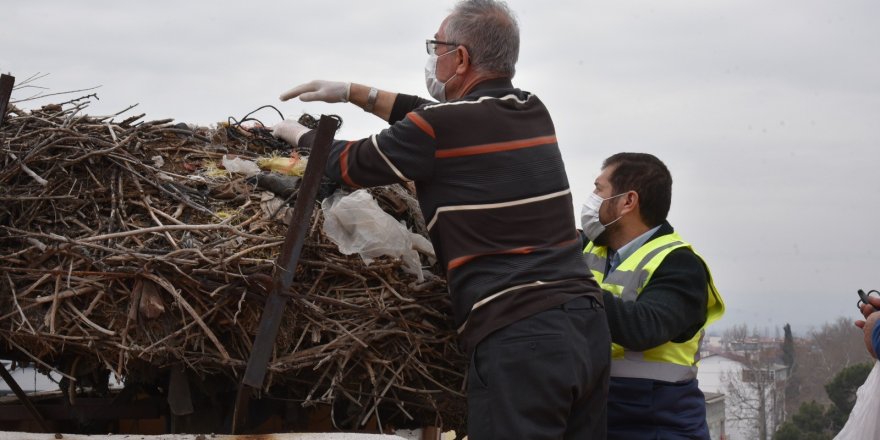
xmin=425 ymin=39 xmax=460 ymax=55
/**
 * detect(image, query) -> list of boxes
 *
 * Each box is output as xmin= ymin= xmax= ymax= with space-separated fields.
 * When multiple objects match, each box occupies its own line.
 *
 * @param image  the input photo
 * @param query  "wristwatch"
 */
xmin=364 ymin=87 xmax=379 ymax=112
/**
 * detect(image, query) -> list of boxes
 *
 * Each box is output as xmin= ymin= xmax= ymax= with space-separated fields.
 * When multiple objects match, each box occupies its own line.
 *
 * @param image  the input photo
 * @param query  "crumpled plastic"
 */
xmin=321 ymin=189 xmax=435 ymax=282
xmin=834 ymin=360 xmax=880 ymax=439
xmin=222 ymin=155 xmax=261 ymax=177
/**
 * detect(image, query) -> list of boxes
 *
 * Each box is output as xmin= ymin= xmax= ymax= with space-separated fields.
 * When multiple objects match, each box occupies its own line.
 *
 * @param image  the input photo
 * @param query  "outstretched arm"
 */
xmin=280 ymin=80 xmax=397 ymax=122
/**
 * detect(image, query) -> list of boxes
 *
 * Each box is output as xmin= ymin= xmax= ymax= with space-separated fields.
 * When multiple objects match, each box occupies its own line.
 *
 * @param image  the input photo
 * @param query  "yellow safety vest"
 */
xmin=583 ymin=232 xmax=725 ymax=382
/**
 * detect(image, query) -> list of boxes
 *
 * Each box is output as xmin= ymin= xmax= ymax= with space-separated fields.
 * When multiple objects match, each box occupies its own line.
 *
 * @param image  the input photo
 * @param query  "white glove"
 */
xmin=280 ymin=80 xmax=351 ymax=103
xmin=271 ymin=119 xmax=310 ymax=147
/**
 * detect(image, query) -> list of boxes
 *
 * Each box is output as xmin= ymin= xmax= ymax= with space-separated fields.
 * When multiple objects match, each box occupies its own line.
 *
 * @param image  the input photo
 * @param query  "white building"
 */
xmin=704 ymin=392 xmax=726 ymax=440
xmin=699 ymin=353 xmax=789 ymax=440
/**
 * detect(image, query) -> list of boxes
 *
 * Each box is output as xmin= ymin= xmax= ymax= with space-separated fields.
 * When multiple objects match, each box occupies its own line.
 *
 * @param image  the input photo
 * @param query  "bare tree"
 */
xmin=723 ymin=349 xmax=788 ymax=440
xmin=785 ymin=317 xmax=870 ymax=412
xmin=724 ymin=323 xmax=749 ymax=342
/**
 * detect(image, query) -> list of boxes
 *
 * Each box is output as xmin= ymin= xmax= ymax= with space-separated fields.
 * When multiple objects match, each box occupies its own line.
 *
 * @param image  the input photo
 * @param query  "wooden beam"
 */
xmin=0 ymin=74 xmax=14 ymax=127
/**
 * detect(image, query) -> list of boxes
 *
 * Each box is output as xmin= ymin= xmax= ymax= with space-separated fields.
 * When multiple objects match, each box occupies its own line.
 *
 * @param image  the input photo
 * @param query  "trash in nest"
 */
xmin=257 ymin=153 xmax=308 ymax=176
xmin=222 ymin=154 xmax=261 ymax=177
xmin=250 ymin=172 xmax=301 ymax=199
xmin=322 ymin=189 xmax=436 ymax=282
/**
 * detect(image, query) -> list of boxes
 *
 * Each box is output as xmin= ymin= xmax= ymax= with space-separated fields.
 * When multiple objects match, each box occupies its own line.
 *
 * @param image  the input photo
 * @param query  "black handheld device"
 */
xmin=858 ymin=289 xmax=879 ymax=312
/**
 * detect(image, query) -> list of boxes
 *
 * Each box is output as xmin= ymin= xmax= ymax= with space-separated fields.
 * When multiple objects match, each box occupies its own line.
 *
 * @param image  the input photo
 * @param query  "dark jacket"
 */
xmin=303 ymin=78 xmax=601 ymax=352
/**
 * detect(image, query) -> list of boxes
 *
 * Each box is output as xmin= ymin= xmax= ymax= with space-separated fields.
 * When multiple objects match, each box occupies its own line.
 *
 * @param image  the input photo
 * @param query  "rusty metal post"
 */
xmin=0 ymin=74 xmax=15 ymax=127
xmin=231 ymin=114 xmax=340 ymax=433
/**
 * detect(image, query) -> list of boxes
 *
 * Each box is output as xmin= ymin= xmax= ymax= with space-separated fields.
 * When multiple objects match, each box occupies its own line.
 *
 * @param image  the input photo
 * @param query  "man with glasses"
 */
xmin=272 ymin=0 xmax=610 ymax=438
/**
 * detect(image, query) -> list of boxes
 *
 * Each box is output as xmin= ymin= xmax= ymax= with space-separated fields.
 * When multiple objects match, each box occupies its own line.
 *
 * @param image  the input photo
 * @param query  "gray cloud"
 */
xmin=3 ymin=0 xmax=878 ymax=336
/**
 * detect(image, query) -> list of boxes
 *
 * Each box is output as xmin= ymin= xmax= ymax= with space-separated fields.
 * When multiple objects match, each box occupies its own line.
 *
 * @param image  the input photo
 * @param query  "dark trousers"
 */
xmin=466 ymin=297 xmax=611 ymax=439
xmin=607 ymin=377 xmax=709 ymax=440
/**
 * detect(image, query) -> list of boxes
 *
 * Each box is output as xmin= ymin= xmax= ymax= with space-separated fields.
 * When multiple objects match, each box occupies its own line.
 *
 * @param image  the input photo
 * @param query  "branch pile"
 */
xmin=0 ymin=99 xmax=466 ymax=431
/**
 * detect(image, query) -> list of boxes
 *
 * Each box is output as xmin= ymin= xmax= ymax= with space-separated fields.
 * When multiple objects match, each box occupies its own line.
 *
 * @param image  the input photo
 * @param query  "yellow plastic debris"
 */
xmin=257 ymin=153 xmax=308 ymax=176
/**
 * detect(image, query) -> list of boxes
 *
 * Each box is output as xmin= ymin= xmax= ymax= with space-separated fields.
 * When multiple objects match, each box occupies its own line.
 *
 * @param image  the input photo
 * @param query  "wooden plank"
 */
xmin=0 ymin=74 xmax=15 ymax=127
xmin=0 ymin=432 xmax=409 ymax=439
xmin=0 ymin=397 xmax=163 ymax=421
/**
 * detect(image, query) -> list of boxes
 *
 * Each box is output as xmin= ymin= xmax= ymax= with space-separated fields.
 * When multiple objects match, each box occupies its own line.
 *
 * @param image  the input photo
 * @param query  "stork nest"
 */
xmin=0 ymin=98 xmax=466 ymax=432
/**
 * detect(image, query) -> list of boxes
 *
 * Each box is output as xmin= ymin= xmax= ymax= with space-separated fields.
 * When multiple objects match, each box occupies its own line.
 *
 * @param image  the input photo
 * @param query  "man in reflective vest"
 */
xmin=580 ymin=153 xmax=725 ymax=439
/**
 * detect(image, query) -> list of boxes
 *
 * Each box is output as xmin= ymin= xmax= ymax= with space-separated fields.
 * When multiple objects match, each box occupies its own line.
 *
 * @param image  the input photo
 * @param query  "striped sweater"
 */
xmin=304 ymin=78 xmax=602 ymax=352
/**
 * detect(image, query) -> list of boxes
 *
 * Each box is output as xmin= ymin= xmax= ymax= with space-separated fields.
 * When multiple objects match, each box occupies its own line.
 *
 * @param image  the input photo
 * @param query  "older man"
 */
xmin=580 ymin=153 xmax=725 ymax=440
xmin=272 ymin=1 xmax=610 ymax=438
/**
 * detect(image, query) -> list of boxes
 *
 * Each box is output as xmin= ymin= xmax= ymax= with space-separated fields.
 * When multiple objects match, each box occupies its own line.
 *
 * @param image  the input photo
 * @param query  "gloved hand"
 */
xmin=271 ymin=119 xmax=310 ymax=147
xmin=280 ymin=80 xmax=351 ymax=103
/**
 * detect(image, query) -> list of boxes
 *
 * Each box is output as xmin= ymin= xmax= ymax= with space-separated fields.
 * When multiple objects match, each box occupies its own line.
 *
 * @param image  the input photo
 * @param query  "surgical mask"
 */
xmin=580 ymin=192 xmax=626 ymax=242
xmin=424 ymin=49 xmax=457 ymax=102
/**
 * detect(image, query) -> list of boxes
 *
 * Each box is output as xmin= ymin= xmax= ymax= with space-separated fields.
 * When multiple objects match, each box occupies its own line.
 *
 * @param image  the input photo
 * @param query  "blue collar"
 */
xmin=609 ymin=225 xmax=662 ymax=273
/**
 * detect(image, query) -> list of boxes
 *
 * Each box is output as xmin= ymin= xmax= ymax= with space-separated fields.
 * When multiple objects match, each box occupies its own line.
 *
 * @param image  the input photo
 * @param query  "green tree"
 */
xmin=824 ymin=362 xmax=872 ymax=430
xmin=773 ymin=401 xmax=832 ymax=440
xmin=782 ymin=323 xmax=795 ymax=369
xmin=781 ymin=323 xmax=799 ymax=417
xmin=772 ymin=362 xmax=872 ymax=439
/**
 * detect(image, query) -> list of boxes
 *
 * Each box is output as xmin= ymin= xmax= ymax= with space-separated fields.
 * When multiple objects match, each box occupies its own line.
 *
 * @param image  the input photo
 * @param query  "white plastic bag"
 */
xmin=321 ymin=189 xmax=435 ymax=282
xmin=222 ymin=154 xmax=261 ymax=177
xmin=834 ymin=361 xmax=880 ymax=439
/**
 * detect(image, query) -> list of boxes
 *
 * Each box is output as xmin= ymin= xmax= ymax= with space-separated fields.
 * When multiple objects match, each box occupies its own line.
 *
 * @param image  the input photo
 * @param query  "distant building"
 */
xmin=704 ymin=391 xmax=726 ymax=440
xmin=699 ymin=353 xmax=789 ymax=440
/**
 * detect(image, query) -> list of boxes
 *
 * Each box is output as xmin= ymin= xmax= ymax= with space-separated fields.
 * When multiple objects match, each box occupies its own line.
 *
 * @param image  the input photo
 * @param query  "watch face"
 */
xmin=365 ymin=87 xmax=379 ymax=112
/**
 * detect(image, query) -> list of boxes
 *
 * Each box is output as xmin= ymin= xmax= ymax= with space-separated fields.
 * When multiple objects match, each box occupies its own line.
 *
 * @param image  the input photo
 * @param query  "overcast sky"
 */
xmin=3 ymin=0 xmax=879 ymax=338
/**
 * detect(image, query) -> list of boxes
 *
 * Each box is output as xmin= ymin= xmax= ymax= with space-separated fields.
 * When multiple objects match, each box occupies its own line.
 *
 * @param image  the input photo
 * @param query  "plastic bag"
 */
xmin=834 ymin=360 xmax=880 ymax=439
xmin=222 ymin=155 xmax=261 ymax=177
xmin=321 ymin=189 xmax=435 ymax=282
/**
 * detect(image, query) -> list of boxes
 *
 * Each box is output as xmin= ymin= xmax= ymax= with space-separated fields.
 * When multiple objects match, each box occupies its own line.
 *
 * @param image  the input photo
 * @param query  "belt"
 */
xmin=555 ymin=296 xmax=602 ymax=311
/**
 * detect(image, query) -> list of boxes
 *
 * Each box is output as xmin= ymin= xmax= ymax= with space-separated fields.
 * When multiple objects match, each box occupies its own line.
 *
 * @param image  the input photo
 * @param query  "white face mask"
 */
xmin=580 ymin=192 xmax=626 ymax=242
xmin=424 ymin=49 xmax=457 ymax=102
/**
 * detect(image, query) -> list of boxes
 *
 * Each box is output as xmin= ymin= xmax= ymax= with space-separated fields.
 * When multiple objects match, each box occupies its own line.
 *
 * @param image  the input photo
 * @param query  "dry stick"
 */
xmin=302 ymin=259 xmax=368 ymax=281
xmin=63 ymin=134 xmax=132 ymax=167
xmin=12 ymin=268 xmax=57 ymax=299
xmin=360 ymin=348 xmax=417 ymax=427
xmin=33 ymin=285 xmax=98 ymax=304
xmin=5 ymin=339 xmax=76 ymax=381
xmin=221 ymin=241 xmax=284 ymax=265
xmin=139 ymin=272 xmax=232 ymax=362
xmin=137 ymin=310 xmax=208 ymax=356
xmin=6 ymin=152 xmax=48 ymax=185
xmin=142 ymin=192 xmax=180 ymax=250
xmin=47 ymin=274 xmax=62 ymax=334
xmin=3 ymin=272 xmax=36 ymax=335
xmin=77 ymin=223 xmax=272 ymax=243
xmin=127 ymin=174 xmax=178 ymax=239
xmin=117 ymin=159 xmax=216 ymax=218
xmin=82 ymin=289 xmax=106 ymax=317
xmin=64 ymin=302 xmax=114 ymax=336
xmin=130 ymin=200 xmax=189 ymax=227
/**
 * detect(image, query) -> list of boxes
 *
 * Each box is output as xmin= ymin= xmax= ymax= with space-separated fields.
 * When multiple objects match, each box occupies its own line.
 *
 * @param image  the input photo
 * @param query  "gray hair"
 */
xmin=445 ymin=0 xmax=520 ymax=77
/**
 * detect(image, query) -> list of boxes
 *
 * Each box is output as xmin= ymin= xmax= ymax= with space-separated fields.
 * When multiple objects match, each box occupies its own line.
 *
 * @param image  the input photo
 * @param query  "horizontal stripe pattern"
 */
xmin=435 ymin=134 xmax=557 ymax=159
xmin=323 ymin=81 xmax=600 ymax=345
xmin=427 ymin=188 xmax=571 ymax=231
xmin=406 ymin=112 xmax=435 ymax=139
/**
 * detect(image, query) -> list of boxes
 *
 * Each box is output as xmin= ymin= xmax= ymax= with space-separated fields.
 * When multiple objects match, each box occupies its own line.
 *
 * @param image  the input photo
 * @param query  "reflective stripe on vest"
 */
xmin=583 ymin=232 xmax=725 ymax=382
